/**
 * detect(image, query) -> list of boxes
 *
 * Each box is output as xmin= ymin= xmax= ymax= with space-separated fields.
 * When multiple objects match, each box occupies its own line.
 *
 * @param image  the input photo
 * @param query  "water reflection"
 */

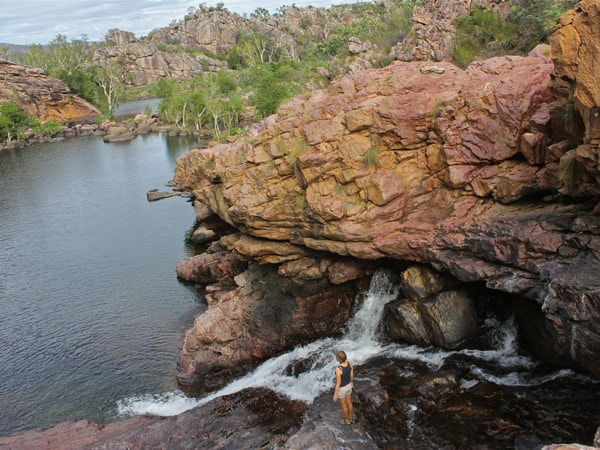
xmin=0 ymin=133 xmax=203 ymax=435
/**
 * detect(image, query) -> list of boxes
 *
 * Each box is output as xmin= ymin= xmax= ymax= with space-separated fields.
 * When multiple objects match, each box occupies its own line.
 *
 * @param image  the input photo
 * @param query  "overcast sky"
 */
xmin=0 ymin=0 xmax=357 ymax=45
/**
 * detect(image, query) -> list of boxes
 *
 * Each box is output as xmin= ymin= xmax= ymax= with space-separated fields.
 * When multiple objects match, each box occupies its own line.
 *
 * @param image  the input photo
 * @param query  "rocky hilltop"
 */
xmin=0 ymin=59 xmax=99 ymax=124
xmin=94 ymin=0 xmax=507 ymax=86
xmin=173 ymin=0 xmax=600 ymax=399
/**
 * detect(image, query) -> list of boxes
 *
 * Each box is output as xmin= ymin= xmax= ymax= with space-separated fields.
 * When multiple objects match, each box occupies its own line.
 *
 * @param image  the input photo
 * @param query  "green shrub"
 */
xmin=453 ymin=1 xmax=577 ymax=67
xmin=364 ymin=146 xmax=382 ymax=168
xmin=33 ymin=120 xmax=63 ymax=136
xmin=452 ymin=6 xmax=514 ymax=68
xmin=0 ymin=102 xmax=35 ymax=141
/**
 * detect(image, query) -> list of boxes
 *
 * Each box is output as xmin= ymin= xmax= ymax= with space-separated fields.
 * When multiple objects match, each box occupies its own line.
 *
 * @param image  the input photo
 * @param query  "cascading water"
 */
xmin=118 ymin=269 xmax=401 ymax=415
xmin=117 ymin=269 xmax=593 ymax=419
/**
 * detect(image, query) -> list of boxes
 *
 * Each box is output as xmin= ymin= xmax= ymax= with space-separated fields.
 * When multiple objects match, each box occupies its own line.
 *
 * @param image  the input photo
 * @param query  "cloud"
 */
xmin=0 ymin=0 xmax=349 ymax=45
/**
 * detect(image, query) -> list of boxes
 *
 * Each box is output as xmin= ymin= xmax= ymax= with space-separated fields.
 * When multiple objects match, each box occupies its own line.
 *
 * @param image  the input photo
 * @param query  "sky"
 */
xmin=0 ymin=0 xmax=357 ymax=45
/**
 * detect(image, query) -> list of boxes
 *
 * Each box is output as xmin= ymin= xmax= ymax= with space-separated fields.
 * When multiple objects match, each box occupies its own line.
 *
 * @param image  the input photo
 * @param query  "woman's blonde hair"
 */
xmin=336 ymin=350 xmax=347 ymax=363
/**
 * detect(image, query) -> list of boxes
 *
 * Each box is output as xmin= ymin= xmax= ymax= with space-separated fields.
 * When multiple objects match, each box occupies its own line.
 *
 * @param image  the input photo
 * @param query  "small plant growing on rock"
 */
xmin=286 ymin=136 xmax=308 ymax=167
xmin=430 ymin=100 xmax=454 ymax=119
xmin=364 ymin=146 xmax=383 ymax=169
xmin=203 ymin=156 xmax=215 ymax=170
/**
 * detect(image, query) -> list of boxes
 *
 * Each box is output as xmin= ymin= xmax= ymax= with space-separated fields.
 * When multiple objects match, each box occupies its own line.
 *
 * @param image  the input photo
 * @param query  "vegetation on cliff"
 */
xmin=452 ymin=0 xmax=577 ymax=67
xmin=4 ymin=0 xmax=578 ymax=138
xmin=0 ymin=102 xmax=62 ymax=143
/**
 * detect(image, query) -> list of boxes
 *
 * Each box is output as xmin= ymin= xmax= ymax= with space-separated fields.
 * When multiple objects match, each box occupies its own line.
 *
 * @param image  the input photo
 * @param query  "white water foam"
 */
xmin=118 ymin=269 xmax=398 ymax=417
xmin=116 ymin=269 xmax=573 ymax=418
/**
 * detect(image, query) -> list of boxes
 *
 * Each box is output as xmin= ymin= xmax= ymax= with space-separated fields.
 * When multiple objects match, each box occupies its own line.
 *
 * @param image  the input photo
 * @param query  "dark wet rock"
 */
xmin=146 ymin=189 xmax=177 ymax=201
xmin=176 ymin=262 xmax=362 ymax=397
xmin=352 ymin=357 xmax=600 ymax=450
xmin=385 ymin=288 xmax=479 ymax=349
xmin=284 ymin=394 xmax=379 ymax=450
xmin=2 ymin=357 xmax=599 ymax=449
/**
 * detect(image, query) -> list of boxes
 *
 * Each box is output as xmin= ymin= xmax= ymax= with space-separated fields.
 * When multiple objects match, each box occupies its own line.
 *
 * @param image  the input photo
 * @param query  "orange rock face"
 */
xmin=175 ymin=37 xmax=600 ymax=378
xmin=0 ymin=59 xmax=100 ymax=124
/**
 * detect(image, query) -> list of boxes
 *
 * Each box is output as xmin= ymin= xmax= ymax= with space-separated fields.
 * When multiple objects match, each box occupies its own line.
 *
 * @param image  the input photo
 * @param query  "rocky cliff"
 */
xmin=93 ymin=0 xmax=510 ymax=86
xmin=0 ymin=59 xmax=99 ymax=124
xmin=173 ymin=0 xmax=600 ymax=397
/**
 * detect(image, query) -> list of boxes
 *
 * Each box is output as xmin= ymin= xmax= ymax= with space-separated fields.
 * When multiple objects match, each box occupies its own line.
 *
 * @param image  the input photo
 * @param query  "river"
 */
xmin=0 ymin=132 xmax=203 ymax=436
xmin=1 ymin=131 xmax=599 ymax=447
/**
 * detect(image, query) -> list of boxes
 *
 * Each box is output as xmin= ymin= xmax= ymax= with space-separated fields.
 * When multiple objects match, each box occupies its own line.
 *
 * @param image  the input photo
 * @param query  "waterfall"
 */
xmin=118 ymin=269 xmax=401 ymax=416
xmin=118 ymin=269 xmax=582 ymax=418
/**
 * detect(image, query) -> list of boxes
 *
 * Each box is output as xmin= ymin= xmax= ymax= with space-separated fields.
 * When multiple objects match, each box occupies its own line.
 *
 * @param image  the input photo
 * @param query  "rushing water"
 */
xmin=0 ymin=133 xmax=204 ymax=436
xmin=118 ymin=270 xmax=597 ymax=423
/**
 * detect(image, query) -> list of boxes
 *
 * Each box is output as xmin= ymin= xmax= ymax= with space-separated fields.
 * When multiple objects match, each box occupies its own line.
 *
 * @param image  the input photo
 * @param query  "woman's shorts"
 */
xmin=338 ymin=383 xmax=352 ymax=399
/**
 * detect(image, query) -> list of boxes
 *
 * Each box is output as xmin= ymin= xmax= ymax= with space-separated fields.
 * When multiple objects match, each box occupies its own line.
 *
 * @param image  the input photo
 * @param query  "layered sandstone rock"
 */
xmin=92 ymin=43 xmax=226 ymax=86
xmin=174 ymin=35 xmax=600 ymax=381
xmin=0 ymin=59 xmax=99 ymax=124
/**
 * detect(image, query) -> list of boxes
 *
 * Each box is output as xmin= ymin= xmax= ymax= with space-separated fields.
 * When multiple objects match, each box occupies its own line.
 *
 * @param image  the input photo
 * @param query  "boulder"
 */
xmin=102 ymin=125 xmax=134 ymax=142
xmin=385 ymin=289 xmax=479 ymax=349
xmin=0 ymin=59 xmax=100 ymax=124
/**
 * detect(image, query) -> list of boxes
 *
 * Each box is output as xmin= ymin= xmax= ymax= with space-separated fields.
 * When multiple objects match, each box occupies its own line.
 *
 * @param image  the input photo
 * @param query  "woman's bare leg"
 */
xmin=341 ymin=396 xmax=352 ymax=422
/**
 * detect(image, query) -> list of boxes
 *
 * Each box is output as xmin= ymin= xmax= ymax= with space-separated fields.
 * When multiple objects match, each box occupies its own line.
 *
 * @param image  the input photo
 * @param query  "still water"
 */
xmin=0 ymin=133 xmax=204 ymax=436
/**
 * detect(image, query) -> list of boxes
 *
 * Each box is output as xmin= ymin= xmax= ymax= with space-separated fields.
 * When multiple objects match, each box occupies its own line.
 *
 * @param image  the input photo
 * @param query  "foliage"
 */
xmin=286 ymin=135 xmax=308 ymax=167
xmin=14 ymin=34 xmax=93 ymax=77
xmin=54 ymin=67 xmax=99 ymax=106
xmin=314 ymin=17 xmax=384 ymax=57
xmin=312 ymin=1 xmax=416 ymax=58
xmin=452 ymin=7 xmax=515 ymax=68
xmin=253 ymin=63 xmax=293 ymax=118
xmin=89 ymin=62 xmax=124 ymax=115
xmin=156 ymin=71 xmax=242 ymax=135
xmin=0 ymin=102 xmax=34 ymax=141
xmin=32 ymin=119 xmax=63 ymax=136
xmin=364 ymin=146 xmax=382 ymax=169
xmin=452 ymin=0 xmax=577 ymax=67
xmin=250 ymin=7 xmax=270 ymax=19
xmin=507 ymin=0 xmax=577 ymax=54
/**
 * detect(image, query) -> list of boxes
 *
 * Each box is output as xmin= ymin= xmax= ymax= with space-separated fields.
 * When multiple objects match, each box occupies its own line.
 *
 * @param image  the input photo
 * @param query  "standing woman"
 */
xmin=333 ymin=350 xmax=354 ymax=425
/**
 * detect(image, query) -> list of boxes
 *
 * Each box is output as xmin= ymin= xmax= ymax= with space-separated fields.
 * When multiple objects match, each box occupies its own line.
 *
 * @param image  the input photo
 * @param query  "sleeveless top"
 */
xmin=338 ymin=364 xmax=351 ymax=387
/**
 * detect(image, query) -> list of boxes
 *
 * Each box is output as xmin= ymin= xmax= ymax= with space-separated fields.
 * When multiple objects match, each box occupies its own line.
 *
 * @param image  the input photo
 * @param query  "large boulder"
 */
xmin=0 ymin=59 xmax=100 ymax=124
xmin=175 ymin=241 xmax=367 ymax=396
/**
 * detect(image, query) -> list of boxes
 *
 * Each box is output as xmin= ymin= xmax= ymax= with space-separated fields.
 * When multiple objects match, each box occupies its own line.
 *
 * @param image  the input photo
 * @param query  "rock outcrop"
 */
xmin=175 ymin=234 xmax=371 ymax=396
xmin=391 ymin=0 xmax=512 ymax=62
xmin=0 ymin=59 xmax=100 ymax=124
xmin=174 ymin=1 xmax=600 ymax=388
xmin=93 ymin=32 xmax=226 ymax=86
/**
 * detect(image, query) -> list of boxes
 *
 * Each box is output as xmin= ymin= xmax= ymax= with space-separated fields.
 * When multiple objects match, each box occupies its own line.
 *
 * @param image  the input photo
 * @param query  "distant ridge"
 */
xmin=0 ymin=43 xmax=32 ymax=54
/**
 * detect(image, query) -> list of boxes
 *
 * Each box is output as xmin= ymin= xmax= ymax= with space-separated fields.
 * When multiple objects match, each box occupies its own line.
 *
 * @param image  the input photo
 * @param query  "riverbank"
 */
xmin=0 ymin=113 xmax=213 ymax=152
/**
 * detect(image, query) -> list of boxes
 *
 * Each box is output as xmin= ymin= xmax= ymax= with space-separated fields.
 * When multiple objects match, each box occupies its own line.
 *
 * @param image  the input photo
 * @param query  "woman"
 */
xmin=333 ymin=350 xmax=354 ymax=425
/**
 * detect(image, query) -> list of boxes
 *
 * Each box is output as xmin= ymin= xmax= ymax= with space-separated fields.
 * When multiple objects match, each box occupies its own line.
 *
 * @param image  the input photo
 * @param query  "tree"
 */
xmin=237 ymin=33 xmax=278 ymax=66
xmin=0 ymin=102 xmax=34 ymax=142
xmin=90 ymin=62 xmax=123 ymax=115
xmin=254 ymin=66 xmax=289 ymax=118
xmin=15 ymin=34 xmax=92 ymax=77
xmin=251 ymin=7 xmax=270 ymax=19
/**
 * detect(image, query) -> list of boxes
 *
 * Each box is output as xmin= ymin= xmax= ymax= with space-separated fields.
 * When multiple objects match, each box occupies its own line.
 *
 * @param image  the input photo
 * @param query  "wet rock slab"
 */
xmin=0 ymin=388 xmax=307 ymax=450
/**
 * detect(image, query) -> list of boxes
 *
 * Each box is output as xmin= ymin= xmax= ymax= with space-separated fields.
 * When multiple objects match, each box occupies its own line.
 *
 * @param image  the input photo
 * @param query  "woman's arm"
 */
xmin=333 ymin=368 xmax=342 ymax=402
xmin=350 ymin=362 xmax=354 ymax=384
